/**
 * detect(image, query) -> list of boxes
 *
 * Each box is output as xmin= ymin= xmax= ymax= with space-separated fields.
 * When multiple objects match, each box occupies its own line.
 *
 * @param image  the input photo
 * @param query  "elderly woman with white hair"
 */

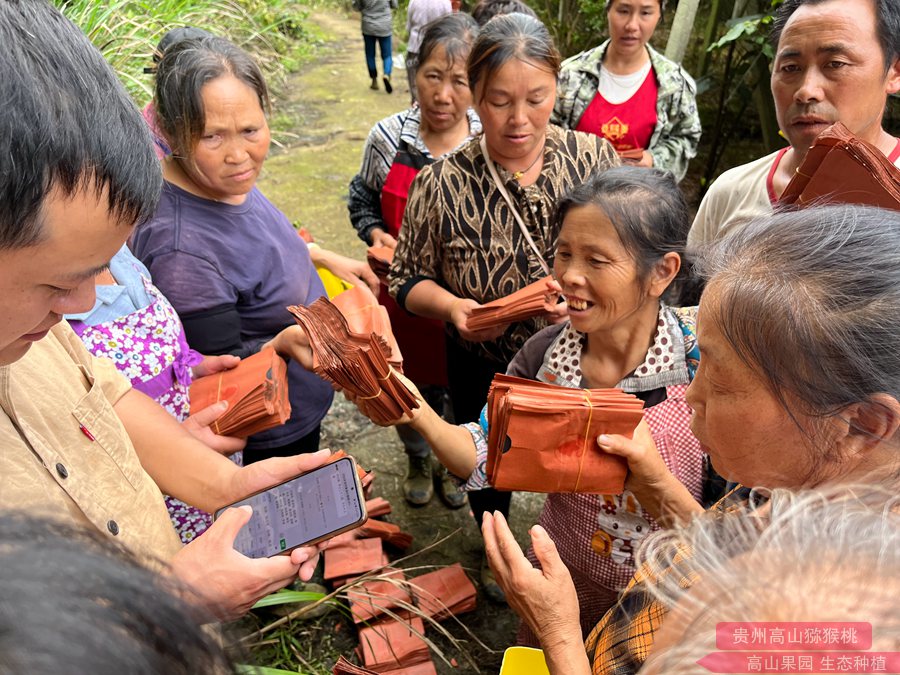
xmin=483 ymin=203 xmax=900 ymax=674
xmin=640 ymin=486 xmax=900 ymax=674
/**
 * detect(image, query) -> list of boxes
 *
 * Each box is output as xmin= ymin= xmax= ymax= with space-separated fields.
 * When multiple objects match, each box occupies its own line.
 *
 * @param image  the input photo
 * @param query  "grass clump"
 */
xmin=55 ymin=0 xmax=323 ymax=106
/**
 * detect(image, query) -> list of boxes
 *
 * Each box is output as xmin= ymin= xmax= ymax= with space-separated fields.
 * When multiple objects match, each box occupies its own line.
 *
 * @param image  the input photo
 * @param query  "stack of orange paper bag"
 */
xmin=617 ymin=148 xmax=644 ymax=161
xmin=365 ymin=497 xmax=392 ymax=517
xmin=324 ymin=538 xmax=386 ymax=586
xmin=466 ymin=276 xmax=557 ymax=331
xmin=358 ymin=519 xmax=413 ymax=551
xmin=486 ymin=374 xmax=644 ymax=493
xmin=188 ymin=347 xmax=290 ymax=437
xmin=288 ymin=298 xmax=418 ymax=425
xmin=333 ymin=656 xmax=378 ymax=674
xmin=347 ymin=569 xmax=412 ymax=624
xmin=357 ymin=617 xmax=432 ymax=673
xmin=331 ymin=286 xmax=403 ymax=369
xmin=409 ymin=563 xmax=477 ymax=622
xmin=780 ymin=122 xmax=900 ymax=210
xmin=366 ymin=246 xmax=394 ymax=283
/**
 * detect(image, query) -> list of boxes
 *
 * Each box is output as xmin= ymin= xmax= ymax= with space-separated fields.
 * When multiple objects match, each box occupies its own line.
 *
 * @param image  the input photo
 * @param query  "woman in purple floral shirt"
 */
xmin=66 ymin=244 xmax=244 ymax=543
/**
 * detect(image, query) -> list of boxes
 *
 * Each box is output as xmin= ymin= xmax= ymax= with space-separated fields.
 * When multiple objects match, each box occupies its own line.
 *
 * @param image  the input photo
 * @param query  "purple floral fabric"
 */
xmin=70 ymin=276 xmax=215 ymax=543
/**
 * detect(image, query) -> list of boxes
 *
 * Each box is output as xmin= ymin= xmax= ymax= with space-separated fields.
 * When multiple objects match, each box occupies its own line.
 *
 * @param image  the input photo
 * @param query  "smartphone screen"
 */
xmin=218 ymin=457 xmax=366 ymax=559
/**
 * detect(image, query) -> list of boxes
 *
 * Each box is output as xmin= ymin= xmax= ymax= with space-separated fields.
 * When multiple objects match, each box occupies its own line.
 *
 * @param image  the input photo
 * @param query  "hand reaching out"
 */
xmin=182 ymin=401 xmax=246 ymax=456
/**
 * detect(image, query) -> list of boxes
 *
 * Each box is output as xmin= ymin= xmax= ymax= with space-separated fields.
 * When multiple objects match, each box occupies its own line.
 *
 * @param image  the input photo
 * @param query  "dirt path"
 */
xmin=259 ymin=10 xmax=406 ymax=258
xmin=256 ymin=10 xmax=546 ymax=674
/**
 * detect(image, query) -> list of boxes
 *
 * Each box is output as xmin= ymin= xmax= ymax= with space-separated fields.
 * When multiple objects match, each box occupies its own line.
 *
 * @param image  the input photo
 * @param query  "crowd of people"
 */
xmin=1 ymin=0 xmax=898 ymax=672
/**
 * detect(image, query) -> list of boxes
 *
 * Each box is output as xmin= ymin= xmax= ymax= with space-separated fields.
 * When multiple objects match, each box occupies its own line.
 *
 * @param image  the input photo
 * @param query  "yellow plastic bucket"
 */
xmin=499 ymin=646 xmax=551 ymax=675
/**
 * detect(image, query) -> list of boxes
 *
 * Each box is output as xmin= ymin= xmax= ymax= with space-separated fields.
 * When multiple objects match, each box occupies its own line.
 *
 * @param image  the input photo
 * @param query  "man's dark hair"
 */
xmin=771 ymin=0 xmax=900 ymax=71
xmin=0 ymin=0 xmax=162 ymax=250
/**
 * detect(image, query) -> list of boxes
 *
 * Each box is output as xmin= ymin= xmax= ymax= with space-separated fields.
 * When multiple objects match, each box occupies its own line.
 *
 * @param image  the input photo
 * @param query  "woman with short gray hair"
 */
xmin=483 ymin=204 xmax=900 ymax=674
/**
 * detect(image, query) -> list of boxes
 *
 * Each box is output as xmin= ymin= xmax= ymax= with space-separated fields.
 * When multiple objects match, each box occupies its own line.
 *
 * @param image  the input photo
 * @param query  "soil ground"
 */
xmin=253 ymin=9 xmax=546 ymax=674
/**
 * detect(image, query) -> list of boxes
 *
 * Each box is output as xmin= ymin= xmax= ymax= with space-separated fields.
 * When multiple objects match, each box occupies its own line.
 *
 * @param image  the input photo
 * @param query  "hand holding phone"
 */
xmin=214 ymin=456 xmax=368 ymax=559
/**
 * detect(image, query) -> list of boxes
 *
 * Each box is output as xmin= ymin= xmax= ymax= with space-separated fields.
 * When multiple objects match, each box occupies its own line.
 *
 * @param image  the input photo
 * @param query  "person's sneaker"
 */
xmin=434 ymin=464 xmax=467 ymax=509
xmin=382 ymin=74 xmax=393 ymax=94
xmin=480 ymin=555 xmax=507 ymax=604
xmin=369 ymin=77 xmax=379 ymax=90
xmin=403 ymin=454 xmax=433 ymax=506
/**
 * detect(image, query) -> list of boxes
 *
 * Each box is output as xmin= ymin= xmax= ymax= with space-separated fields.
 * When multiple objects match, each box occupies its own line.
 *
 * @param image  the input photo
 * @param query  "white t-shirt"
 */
xmin=687 ymin=149 xmax=783 ymax=249
xmin=598 ymin=61 xmax=653 ymax=105
xmin=689 ymin=141 xmax=900 ymax=248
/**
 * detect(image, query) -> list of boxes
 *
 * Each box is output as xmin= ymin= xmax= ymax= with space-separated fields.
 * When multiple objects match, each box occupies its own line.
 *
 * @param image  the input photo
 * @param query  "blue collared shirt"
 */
xmin=65 ymin=245 xmax=153 ymax=325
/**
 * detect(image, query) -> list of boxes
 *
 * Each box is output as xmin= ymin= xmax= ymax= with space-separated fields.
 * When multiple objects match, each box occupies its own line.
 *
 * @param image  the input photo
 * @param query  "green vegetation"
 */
xmin=54 ymin=0 xmax=324 ymax=106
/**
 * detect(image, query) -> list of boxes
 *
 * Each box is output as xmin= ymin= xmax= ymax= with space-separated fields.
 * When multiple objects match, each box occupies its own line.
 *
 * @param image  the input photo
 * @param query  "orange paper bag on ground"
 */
xmin=486 ymin=375 xmax=644 ymax=493
xmin=324 ymin=537 xmax=385 ymax=582
xmin=188 ymin=347 xmax=290 ymax=437
xmin=347 ymin=569 xmax=412 ymax=624
xmin=409 ymin=563 xmax=477 ymax=621
xmin=333 ymin=656 xmax=379 ymax=674
xmin=380 ymin=661 xmax=438 ymax=675
xmin=780 ymin=122 xmax=900 ymax=210
xmin=358 ymin=617 xmax=430 ymax=671
xmin=365 ymin=497 xmax=392 ymax=518
xmin=466 ymin=276 xmax=557 ymax=331
xmin=358 ymin=519 xmax=413 ymax=550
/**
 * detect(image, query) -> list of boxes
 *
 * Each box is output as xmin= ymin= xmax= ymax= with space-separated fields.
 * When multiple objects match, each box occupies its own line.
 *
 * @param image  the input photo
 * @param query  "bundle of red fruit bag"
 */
xmin=780 ymin=121 xmax=900 ymax=210
xmin=465 ymin=276 xmax=557 ymax=331
xmin=288 ymin=297 xmax=418 ymax=425
xmin=188 ymin=347 xmax=290 ymax=437
xmin=366 ymin=245 xmax=394 ymax=284
xmin=486 ymin=374 xmax=645 ymax=493
xmin=331 ymin=286 xmax=403 ymax=370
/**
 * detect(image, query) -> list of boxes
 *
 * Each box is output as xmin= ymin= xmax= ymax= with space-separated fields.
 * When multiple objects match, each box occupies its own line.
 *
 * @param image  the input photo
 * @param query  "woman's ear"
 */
xmin=647 ymin=252 xmax=681 ymax=299
xmin=838 ymin=393 xmax=900 ymax=455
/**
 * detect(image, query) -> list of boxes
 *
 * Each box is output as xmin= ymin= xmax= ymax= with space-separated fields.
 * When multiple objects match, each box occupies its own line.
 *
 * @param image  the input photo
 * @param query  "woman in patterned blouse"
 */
xmin=379 ymin=167 xmax=705 ymax=638
xmin=388 ymin=12 xmax=619 ymax=600
xmin=482 ymin=204 xmax=900 ymax=674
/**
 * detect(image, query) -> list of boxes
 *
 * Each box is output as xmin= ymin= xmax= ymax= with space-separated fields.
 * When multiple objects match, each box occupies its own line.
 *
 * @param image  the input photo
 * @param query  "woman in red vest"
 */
xmin=348 ymin=12 xmax=481 ymax=509
xmin=552 ymin=0 xmax=701 ymax=182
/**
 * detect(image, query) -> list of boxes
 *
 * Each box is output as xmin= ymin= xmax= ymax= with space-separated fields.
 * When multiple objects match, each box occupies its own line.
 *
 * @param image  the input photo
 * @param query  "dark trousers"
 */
xmin=445 ymin=337 xmax=512 ymax=523
xmin=363 ymin=34 xmax=392 ymax=79
xmin=242 ymin=425 xmax=321 ymax=466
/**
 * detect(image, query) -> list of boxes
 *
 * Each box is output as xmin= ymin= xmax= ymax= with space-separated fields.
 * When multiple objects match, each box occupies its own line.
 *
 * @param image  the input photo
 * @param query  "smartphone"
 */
xmin=214 ymin=456 xmax=367 ymax=559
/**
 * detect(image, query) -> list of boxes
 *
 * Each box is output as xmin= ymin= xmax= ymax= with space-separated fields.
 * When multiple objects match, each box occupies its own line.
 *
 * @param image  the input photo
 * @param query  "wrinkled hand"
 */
xmin=315 ymin=248 xmax=380 ymax=296
xmin=450 ymin=297 xmax=509 ymax=342
xmin=170 ymin=505 xmax=321 ymax=621
xmin=482 ymin=512 xmax=582 ymax=649
xmin=597 ymin=418 xmax=675 ymax=504
xmin=182 ymin=401 xmax=247 ymax=456
xmin=370 ymin=229 xmax=398 ymax=250
xmin=267 ymin=326 xmax=314 ymax=371
xmin=192 ymin=353 xmax=241 ymax=379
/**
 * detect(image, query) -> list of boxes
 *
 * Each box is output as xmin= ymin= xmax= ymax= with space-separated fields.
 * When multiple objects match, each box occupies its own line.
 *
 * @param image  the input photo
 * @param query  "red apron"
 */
xmin=380 ymin=139 xmax=448 ymax=386
xmin=575 ymin=68 xmax=659 ymax=153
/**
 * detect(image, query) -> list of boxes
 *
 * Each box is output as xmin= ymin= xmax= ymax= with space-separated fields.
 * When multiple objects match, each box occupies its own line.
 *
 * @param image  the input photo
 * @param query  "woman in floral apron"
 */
xmin=66 ymin=245 xmax=241 ymax=543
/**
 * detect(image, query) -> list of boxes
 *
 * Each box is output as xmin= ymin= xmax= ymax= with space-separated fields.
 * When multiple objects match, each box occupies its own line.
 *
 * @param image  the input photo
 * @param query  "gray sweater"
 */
xmin=353 ymin=0 xmax=397 ymax=37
